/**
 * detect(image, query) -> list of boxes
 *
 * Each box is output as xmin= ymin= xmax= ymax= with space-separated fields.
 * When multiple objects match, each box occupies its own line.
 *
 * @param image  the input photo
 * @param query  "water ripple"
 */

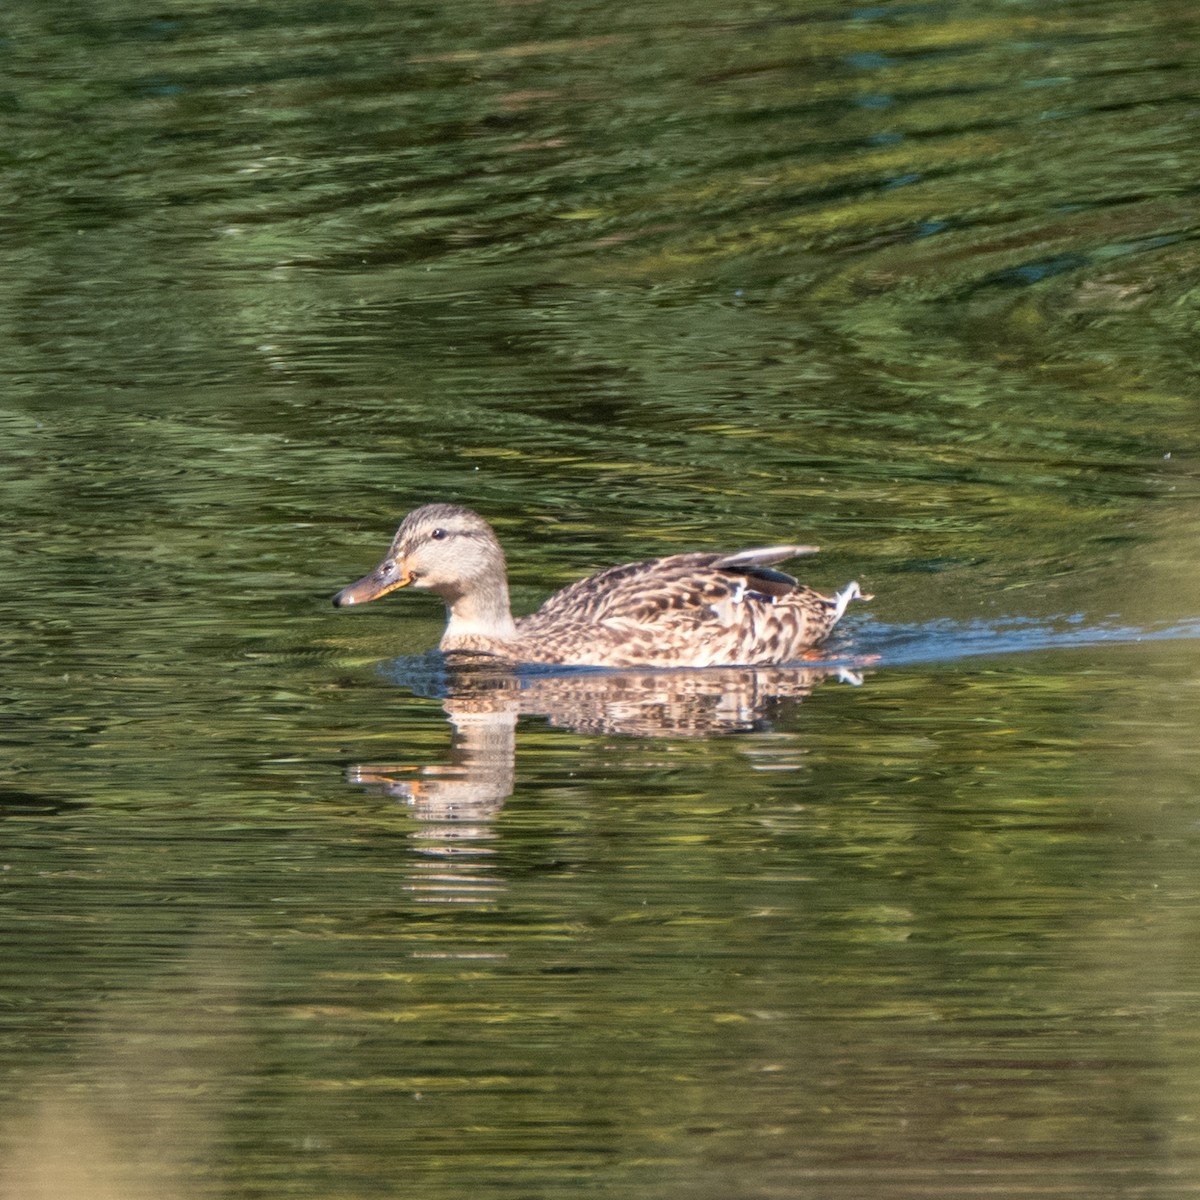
xmin=857 ymin=613 xmax=1200 ymax=667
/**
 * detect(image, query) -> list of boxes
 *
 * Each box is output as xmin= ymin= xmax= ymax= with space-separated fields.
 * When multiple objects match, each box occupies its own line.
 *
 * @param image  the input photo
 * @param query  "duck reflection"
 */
xmin=348 ymin=654 xmax=860 ymax=818
xmin=346 ymin=656 xmax=860 ymax=905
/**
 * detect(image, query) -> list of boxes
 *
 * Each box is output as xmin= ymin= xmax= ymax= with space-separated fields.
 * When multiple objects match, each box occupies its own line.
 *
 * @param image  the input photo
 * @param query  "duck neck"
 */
xmin=441 ymin=579 xmax=519 ymax=648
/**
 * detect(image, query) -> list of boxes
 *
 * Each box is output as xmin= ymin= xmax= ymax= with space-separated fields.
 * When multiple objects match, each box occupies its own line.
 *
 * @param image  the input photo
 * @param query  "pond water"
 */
xmin=3 ymin=0 xmax=1200 ymax=1196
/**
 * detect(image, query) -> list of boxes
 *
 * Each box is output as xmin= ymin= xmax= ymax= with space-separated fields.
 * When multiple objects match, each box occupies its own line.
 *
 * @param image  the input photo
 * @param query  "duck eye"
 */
xmin=430 ymin=528 xmax=447 ymax=541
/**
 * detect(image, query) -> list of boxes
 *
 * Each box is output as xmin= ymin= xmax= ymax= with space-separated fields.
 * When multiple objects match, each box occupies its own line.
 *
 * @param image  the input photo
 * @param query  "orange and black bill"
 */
xmin=332 ymin=559 xmax=412 ymax=607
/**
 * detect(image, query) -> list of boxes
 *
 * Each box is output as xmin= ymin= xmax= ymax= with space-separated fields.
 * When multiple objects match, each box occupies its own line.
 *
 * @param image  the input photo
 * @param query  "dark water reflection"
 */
xmin=8 ymin=641 xmax=1200 ymax=1200
xmin=3 ymin=0 xmax=1200 ymax=1196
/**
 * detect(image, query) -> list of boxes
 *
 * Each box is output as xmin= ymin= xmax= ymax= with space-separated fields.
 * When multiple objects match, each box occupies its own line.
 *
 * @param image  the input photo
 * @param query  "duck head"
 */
xmin=333 ymin=503 xmax=508 ymax=608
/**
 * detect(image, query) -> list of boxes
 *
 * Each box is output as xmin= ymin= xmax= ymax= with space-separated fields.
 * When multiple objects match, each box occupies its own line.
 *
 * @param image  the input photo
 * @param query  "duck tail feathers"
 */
xmin=830 ymin=581 xmax=872 ymax=624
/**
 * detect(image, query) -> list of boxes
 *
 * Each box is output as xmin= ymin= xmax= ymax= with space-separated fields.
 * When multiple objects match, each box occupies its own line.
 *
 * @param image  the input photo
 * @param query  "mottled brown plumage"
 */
xmin=333 ymin=503 xmax=869 ymax=667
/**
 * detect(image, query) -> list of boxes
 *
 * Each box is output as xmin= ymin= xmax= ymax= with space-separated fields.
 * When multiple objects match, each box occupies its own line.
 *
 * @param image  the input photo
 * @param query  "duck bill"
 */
xmin=332 ymin=559 xmax=413 ymax=607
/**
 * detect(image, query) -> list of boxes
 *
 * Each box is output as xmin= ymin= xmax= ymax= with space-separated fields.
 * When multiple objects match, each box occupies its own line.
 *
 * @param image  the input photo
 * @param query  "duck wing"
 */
xmin=515 ymin=546 xmax=857 ymax=667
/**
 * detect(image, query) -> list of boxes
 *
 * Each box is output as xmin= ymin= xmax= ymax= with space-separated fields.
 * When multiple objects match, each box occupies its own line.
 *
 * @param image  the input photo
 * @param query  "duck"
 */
xmin=333 ymin=503 xmax=869 ymax=668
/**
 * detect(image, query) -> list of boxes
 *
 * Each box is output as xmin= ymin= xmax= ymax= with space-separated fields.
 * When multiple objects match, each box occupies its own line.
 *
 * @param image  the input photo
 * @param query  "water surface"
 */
xmin=2 ymin=0 xmax=1200 ymax=1196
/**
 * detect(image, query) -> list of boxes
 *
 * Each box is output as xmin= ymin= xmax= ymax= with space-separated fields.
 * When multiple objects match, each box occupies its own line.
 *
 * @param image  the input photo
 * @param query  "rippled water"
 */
xmin=3 ymin=0 xmax=1200 ymax=1196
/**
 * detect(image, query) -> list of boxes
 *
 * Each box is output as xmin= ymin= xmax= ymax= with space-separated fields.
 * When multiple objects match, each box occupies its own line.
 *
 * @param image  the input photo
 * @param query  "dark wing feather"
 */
xmin=724 ymin=564 xmax=800 ymax=601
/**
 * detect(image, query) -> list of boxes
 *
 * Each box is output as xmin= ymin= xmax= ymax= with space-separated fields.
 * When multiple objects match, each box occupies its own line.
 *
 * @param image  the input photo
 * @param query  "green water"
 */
xmin=3 ymin=0 xmax=1200 ymax=1196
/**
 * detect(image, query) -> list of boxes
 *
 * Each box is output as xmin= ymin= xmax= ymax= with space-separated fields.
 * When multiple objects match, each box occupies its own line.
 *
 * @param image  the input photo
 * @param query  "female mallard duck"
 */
xmin=333 ymin=503 xmax=869 ymax=668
